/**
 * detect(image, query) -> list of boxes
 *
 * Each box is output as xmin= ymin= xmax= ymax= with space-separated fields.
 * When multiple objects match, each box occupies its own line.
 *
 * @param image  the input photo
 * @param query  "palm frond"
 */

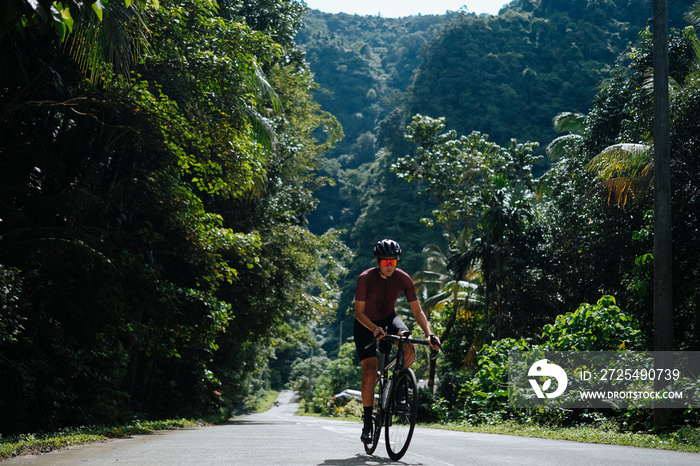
xmin=552 ymin=112 xmax=586 ymax=134
xmin=246 ymin=62 xmax=283 ymax=114
xmin=447 ymin=248 xmax=479 ymax=276
xmin=587 ymin=143 xmax=653 ymax=208
xmin=66 ymin=1 xmax=149 ymax=85
xmin=640 ymin=68 xmax=681 ymax=98
xmin=686 ymin=2 xmax=700 ymax=28
xmin=545 ymin=133 xmax=583 ymax=161
xmin=242 ymin=105 xmax=277 ymax=152
xmin=587 ymin=143 xmax=651 ymax=179
xmin=599 ymin=175 xmax=652 ymax=208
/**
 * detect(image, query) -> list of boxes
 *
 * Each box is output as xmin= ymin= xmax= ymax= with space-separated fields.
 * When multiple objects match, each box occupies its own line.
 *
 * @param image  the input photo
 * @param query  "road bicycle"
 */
xmin=363 ymin=333 xmax=440 ymax=460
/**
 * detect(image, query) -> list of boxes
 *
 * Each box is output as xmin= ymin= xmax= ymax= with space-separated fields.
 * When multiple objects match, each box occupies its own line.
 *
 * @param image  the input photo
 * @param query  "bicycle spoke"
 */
xmin=385 ymin=369 xmax=418 ymax=460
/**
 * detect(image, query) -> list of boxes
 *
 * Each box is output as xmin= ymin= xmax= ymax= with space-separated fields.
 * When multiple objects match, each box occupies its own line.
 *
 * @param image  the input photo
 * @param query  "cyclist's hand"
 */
xmin=428 ymin=334 xmax=441 ymax=361
xmin=373 ymin=326 xmax=386 ymax=340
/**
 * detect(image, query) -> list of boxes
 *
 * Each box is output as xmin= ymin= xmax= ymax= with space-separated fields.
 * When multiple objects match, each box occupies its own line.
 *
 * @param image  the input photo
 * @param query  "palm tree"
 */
xmin=548 ymin=112 xmax=654 ymax=210
xmin=583 ymin=11 xmax=700 ymax=209
xmin=413 ymin=244 xmax=480 ymax=389
xmin=2 ymin=1 xmax=153 ymax=84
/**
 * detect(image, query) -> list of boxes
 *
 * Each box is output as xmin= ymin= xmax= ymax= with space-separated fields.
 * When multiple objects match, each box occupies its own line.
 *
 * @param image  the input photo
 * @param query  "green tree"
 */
xmin=393 ymin=115 xmax=485 ymax=248
xmin=327 ymin=342 xmax=362 ymax=394
xmin=395 ymin=115 xmax=541 ymax=339
xmin=1 ymin=1 xmax=154 ymax=83
xmin=551 ymin=24 xmax=700 ymax=349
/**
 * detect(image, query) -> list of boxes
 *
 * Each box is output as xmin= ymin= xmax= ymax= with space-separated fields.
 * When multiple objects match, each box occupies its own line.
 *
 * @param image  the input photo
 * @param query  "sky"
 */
xmin=303 ymin=0 xmax=509 ymax=18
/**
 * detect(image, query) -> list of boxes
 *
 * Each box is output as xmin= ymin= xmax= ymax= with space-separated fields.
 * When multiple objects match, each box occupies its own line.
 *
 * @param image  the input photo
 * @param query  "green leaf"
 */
xmin=92 ymin=0 xmax=105 ymax=21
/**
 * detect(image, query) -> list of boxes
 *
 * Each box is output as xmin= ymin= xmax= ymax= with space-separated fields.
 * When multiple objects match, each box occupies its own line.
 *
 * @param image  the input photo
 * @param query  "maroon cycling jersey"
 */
xmin=354 ymin=267 xmax=418 ymax=321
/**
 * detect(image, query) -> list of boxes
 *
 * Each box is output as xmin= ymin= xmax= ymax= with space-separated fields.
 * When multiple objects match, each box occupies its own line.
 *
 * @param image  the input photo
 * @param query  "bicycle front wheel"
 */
xmin=364 ymin=378 xmax=383 ymax=455
xmin=384 ymin=368 xmax=418 ymax=461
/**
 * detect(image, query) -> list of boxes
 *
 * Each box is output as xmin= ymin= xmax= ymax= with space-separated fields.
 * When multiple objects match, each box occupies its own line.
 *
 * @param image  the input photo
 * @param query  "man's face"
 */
xmin=377 ymin=257 xmax=398 ymax=277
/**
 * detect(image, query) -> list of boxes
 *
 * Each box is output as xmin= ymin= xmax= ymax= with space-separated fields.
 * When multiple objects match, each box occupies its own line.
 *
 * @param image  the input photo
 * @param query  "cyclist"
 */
xmin=354 ymin=238 xmax=441 ymax=443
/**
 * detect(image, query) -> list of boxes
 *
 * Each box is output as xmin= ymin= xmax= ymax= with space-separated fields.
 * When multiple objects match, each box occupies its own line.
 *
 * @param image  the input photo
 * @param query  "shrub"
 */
xmin=541 ymin=295 xmax=644 ymax=351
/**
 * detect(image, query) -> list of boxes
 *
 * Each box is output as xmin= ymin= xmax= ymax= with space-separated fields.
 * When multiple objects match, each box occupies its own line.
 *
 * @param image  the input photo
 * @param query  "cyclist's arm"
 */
xmin=355 ymin=300 xmax=386 ymax=338
xmin=408 ymin=300 xmax=440 ymax=349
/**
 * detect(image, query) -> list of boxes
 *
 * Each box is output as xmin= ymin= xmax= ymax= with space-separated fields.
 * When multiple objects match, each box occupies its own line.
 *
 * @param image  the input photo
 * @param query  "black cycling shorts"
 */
xmin=354 ymin=314 xmax=409 ymax=361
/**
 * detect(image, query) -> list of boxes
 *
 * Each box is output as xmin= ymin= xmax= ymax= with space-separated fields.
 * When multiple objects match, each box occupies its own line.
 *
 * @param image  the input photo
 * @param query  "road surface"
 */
xmin=9 ymin=390 xmax=700 ymax=465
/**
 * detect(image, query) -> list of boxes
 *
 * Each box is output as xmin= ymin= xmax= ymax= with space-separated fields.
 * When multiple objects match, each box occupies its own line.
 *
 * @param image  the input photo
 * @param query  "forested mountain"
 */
xmin=299 ymin=0 xmax=691 ymax=163
xmin=295 ymin=11 xmax=448 ymax=237
xmin=410 ymin=0 xmax=659 ymax=147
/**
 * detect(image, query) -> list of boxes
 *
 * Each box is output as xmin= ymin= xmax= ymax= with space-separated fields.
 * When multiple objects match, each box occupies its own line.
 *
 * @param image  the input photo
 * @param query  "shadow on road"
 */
xmin=220 ymin=419 xmax=280 ymax=426
xmin=317 ymin=454 xmax=424 ymax=465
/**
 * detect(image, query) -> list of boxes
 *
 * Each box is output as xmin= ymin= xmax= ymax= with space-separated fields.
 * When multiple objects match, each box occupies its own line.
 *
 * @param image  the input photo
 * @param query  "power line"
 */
xmin=501 ymin=0 xmax=602 ymax=140
xmin=565 ymin=0 xmax=684 ymax=127
xmin=552 ymin=28 xmax=647 ymax=140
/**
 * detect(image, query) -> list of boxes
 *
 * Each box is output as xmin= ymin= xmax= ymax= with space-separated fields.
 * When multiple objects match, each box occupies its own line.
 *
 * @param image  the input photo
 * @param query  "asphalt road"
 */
xmin=9 ymin=390 xmax=700 ymax=465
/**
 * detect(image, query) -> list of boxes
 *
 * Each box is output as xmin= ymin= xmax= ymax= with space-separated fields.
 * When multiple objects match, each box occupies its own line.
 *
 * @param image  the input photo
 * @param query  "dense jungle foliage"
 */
xmin=0 ymin=0 xmax=348 ymax=434
xmin=2 ymin=0 xmax=700 ymax=438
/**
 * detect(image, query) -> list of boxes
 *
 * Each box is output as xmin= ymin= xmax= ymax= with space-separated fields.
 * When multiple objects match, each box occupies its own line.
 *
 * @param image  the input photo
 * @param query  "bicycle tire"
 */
xmin=384 ymin=368 xmax=418 ymax=460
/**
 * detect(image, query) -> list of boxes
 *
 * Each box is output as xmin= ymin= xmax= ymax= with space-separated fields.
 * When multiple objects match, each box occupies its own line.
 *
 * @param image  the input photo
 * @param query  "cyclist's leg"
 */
xmin=360 ymin=357 xmax=378 ymax=406
xmin=402 ymin=342 xmax=415 ymax=367
xmin=354 ymin=318 xmax=378 ymax=400
xmin=387 ymin=314 xmax=415 ymax=367
xmin=354 ymin=319 xmax=378 ymax=442
xmin=363 ymin=362 xmax=383 ymax=454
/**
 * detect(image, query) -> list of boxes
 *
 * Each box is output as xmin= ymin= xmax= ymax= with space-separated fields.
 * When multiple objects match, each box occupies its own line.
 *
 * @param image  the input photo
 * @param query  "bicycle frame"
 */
xmin=363 ymin=333 xmax=438 ymax=459
xmin=374 ymin=334 xmax=415 ymax=411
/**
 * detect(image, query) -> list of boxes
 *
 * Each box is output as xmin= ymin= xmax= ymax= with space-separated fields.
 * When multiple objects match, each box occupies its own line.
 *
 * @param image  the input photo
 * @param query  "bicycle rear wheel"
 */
xmin=384 ymin=368 xmax=418 ymax=460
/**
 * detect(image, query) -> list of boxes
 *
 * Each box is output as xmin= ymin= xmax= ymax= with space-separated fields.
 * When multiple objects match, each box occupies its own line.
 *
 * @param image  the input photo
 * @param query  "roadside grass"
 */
xmin=0 ymin=392 xmax=281 ymax=461
xmin=296 ymin=400 xmax=700 ymax=454
xmin=253 ymin=390 xmax=280 ymax=413
xmin=0 ymin=419 xmax=204 ymax=461
xmin=426 ymin=421 xmax=700 ymax=453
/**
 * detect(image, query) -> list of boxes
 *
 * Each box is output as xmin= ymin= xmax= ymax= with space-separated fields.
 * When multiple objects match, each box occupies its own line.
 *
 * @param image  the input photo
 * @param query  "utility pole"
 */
xmin=305 ymin=345 xmax=314 ymax=412
xmin=652 ymin=0 xmax=673 ymax=428
xmin=338 ymin=320 xmax=343 ymax=354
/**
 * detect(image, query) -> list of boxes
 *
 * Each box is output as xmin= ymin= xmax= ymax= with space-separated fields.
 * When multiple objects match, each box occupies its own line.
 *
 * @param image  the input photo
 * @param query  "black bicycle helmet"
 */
xmin=373 ymin=239 xmax=402 ymax=257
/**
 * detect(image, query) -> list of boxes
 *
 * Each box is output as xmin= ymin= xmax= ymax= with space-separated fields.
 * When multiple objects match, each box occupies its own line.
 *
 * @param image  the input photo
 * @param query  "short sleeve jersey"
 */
xmin=354 ymin=267 xmax=418 ymax=321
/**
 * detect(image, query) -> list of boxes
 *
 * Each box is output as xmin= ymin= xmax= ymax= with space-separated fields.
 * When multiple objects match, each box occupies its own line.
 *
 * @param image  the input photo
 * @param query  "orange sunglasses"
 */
xmin=379 ymin=258 xmax=398 ymax=267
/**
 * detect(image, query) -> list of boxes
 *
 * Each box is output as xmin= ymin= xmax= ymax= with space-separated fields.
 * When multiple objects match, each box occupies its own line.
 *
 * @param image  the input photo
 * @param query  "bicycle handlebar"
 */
xmin=364 ymin=332 xmax=442 ymax=351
